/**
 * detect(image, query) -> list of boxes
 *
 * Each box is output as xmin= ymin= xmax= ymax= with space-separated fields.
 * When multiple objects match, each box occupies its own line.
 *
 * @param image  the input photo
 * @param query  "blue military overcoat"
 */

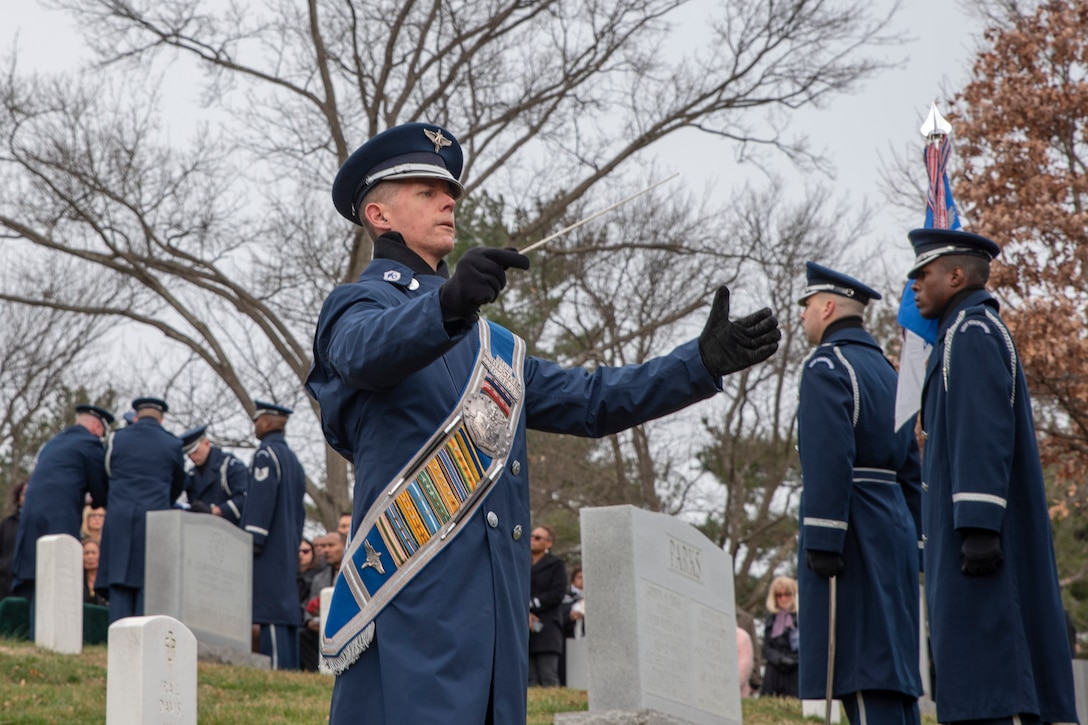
xmin=306 ymin=248 xmax=722 ymax=725
xmin=12 ymin=425 xmax=108 ymax=587
xmin=797 ymin=324 xmax=924 ymax=700
xmin=919 ymin=290 xmax=1077 ymax=723
xmin=97 ymin=417 xmax=186 ymax=589
xmin=185 ymin=446 xmax=248 ymax=525
xmin=242 ymin=431 xmax=306 ymax=626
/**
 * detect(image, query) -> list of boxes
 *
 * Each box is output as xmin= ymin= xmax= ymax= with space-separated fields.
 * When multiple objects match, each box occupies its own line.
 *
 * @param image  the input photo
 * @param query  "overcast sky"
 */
xmin=4 ymin=0 xmax=985 ymax=273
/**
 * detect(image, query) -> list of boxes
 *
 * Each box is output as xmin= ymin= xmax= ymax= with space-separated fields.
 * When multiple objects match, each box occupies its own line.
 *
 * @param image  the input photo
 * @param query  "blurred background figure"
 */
xmin=734 ymin=607 xmax=763 ymax=696
xmin=737 ymin=625 xmax=755 ymax=697
xmin=337 ymin=512 xmax=351 ymax=538
xmin=762 ymin=575 xmax=800 ymax=697
xmin=528 ymin=525 xmax=567 ymax=687
xmin=80 ymin=505 xmax=105 ymax=545
xmin=562 ymin=565 xmax=585 ymax=640
xmin=0 ymin=481 xmax=28 ymax=600
xmin=297 ymin=536 xmax=326 ymax=673
xmin=82 ymin=538 xmax=107 ymax=606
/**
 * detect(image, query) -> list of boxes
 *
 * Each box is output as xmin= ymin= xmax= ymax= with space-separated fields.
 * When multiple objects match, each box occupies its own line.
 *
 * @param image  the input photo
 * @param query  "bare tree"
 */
xmin=0 ymin=0 xmax=904 ymax=528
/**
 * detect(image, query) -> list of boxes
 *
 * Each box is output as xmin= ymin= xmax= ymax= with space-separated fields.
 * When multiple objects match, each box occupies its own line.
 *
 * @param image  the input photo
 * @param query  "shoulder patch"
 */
xmin=253 ymin=466 xmax=270 ymax=482
xmin=959 ymin=319 xmax=991 ymax=334
xmin=807 ymin=356 xmax=835 ymax=370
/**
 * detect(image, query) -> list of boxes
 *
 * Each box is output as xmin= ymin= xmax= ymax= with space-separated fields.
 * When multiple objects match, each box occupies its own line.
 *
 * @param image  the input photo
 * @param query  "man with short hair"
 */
xmin=908 ymin=228 xmax=1077 ymax=725
xmin=242 ymin=400 xmax=306 ymax=670
xmin=11 ymin=403 xmax=114 ymax=633
xmin=97 ymin=397 xmax=185 ymax=623
xmin=306 ymin=122 xmax=781 ymax=723
xmin=304 ymin=532 xmax=345 ymax=633
xmin=179 ymin=424 xmax=248 ymax=525
xmin=337 ymin=512 xmax=351 ymax=538
xmin=795 ymin=262 xmax=923 ymax=724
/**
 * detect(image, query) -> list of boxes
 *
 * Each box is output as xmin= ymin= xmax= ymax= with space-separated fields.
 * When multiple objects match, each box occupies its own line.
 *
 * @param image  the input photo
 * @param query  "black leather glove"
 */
xmin=439 ymin=247 xmax=531 ymax=323
xmin=806 ymin=549 xmax=844 ymax=578
xmin=188 ymin=500 xmax=212 ymax=514
xmin=253 ymin=543 xmax=263 ymax=557
xmin=698 ymin=286 xmax=781 ymax=376
xmin=960 ymin=528 xmax=1003 ymax=575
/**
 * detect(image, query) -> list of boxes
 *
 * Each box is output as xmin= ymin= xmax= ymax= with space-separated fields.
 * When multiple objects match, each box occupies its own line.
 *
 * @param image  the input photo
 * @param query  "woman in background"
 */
xmin=762 ymin=575 xmax=800 ymax=697
xmin=83 ymin=538 xmax=107 ymax=606
xmin=80 ymin=505 xmax=106 ymax=544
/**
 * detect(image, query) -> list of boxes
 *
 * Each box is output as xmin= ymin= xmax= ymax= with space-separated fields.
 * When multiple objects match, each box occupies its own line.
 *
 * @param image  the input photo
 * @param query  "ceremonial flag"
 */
xmin=894 ymin=103 xmax=960 ymax=432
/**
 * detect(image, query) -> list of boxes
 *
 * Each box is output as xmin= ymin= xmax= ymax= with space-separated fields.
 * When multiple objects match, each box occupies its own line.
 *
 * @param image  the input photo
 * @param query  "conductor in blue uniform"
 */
xmin=306 ymin=122 xmax=782 ymax=724
xmin=242 ymin=400 xmax=306 ymax=670
xmin=795 ymin=263 xmax=924 ymax=724
xmin=11 ymin=403 xmax=113 ymax=633
xmin=97 ymin=397 xmax=186 ymax=623
xmin=179 ymin=424 xmax=248 ymax=525
xmin=908 ymin=229 xmax=1077 ymax=725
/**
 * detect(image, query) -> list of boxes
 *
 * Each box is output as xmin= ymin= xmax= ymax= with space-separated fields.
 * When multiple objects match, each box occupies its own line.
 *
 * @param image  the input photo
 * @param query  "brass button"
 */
xmin=511 ymin=460 xmax=521 ymax=475
xmin=512 ymin=525 xmax=523 ymax=540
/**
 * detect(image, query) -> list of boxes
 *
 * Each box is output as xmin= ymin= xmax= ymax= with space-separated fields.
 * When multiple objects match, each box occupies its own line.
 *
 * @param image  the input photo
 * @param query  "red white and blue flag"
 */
xmin=894 ymin=103 xmax=960 ymax=431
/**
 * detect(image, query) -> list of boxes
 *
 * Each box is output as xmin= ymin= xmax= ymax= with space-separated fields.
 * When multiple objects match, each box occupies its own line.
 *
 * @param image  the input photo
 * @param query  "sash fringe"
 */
xmin=324 ymin=621 xmax=376 ymax=676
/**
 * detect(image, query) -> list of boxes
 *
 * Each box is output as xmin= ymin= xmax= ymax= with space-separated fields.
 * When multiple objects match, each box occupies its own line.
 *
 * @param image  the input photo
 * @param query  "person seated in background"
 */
xmin=82 ymin=538 xmax=107 ymax=606
xmin=736 ymin=625 xmax=754 ymax=697
xmin=297 ymin=537 xmax=326 ymax=672
xmin=561 ymin=565 xmax=585 ymax=639
xmin=761 ymin=575 xmax=799 ymax=697
xmin=80 ymin=505 xmax=105 ymax=545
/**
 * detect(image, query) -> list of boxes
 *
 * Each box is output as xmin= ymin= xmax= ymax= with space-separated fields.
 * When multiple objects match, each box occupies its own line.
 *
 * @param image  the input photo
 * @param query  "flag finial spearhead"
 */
xmin=920 ymin=102 xmax=952 ymax=140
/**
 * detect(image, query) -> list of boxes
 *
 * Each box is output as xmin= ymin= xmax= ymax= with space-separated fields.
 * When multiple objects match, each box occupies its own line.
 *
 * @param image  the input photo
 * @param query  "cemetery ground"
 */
xmin=0 ymin=638 xmax=940 ymax=724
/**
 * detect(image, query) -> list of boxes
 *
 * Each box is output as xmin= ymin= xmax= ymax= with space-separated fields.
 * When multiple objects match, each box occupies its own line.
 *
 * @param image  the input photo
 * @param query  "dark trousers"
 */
xmin=259 ymin=623 xmax=299 ymax=670
xmin=299 ymin=625 xmax=320 ymax=672
xmin=948 ymin=717 xmax=1044 ymax=725
xmin=11 ymin=581 xmax=34 ymax=640
xmin=528 ymin=652 xmax=560 ymax=687
xmin=107 ymin=585 xmax=143 ymax=624
xmin=841 ymin=690 xmax=920 ymax=725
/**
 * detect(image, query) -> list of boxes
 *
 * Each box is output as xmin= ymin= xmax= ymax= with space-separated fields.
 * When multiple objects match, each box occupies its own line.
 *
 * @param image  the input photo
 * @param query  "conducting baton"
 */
xmin=518 ymin=173 xmax=680 ymax=254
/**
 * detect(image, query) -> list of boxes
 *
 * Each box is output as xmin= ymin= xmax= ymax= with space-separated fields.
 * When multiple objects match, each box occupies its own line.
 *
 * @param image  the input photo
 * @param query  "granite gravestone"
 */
xmin=558 ymin=505 xmax=741 ymax=725
xmin=35 ymin=533 xmax=83 ymax=655
xmin=144 ymin=510 xmax=267 ymax=667
xmin=106 ymin=615 xmax=196 ymax=725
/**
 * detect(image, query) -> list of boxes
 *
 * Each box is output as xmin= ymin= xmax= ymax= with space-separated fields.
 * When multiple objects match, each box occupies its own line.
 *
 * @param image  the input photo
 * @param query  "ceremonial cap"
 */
xmin=122 ymin=411 xmax=137 ymax=426
xmin=906 ymin=228 xmax=1000 ymax=279
xmin=252 ymin=400 xmax=294 ymax=421
xmin=132 ymin=397 xmax=169 ymax=413
xmin=332 ymin=122 xmax=464 ymax=225
xmin=180 ymin=424 xmax=209 ymax=454
xmin=797 ymin=262 xmax=882 ymax=306
xmin=75 ymin=404 xmax=115 ymax=426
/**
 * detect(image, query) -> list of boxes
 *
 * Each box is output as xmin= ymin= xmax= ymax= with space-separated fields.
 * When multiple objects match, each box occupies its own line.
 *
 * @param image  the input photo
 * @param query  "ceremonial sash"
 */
xmin=321 ymin=321 xmax=526 ymax=674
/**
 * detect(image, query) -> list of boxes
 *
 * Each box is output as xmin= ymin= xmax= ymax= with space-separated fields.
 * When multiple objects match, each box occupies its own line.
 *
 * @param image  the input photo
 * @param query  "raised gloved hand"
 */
xmin=806 ymin=549 xmax=844 ymax=578
xmin=439 ymin=247 xmax=531 ymax=323
xmin=960 ymin=528 xmax=1003 ymax=576
xmin=698 ymin=286 xmax=781 ymax=377
xmin=188 ymin=500 xmax=212 ymax=514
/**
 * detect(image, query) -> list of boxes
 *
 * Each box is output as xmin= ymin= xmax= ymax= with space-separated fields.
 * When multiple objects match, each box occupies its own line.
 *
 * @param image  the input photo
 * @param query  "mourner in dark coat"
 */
xmin=97 ymin=398 xmax=185 ymax=623
xmin=760 ymin=576 xmax=799 ymax=698
xmin=908 ymin=228 xmax=1077 ymax=724
xmin=242 ymin=401 xmax=307 ymax=671
xmin=796 ymin=263 xmax=923 ymax=725
xmin=305 ymin=122 xmax=781 ymax=724
xmin=528 ymin=526 xmax=567 ymax=687
xmin=12 ymin=404 xmax=112 ymax=621
xmin=0 ymin=481 xmax=27 ymax=600
xmin=179 ymin=425 xmax=249 ymax=525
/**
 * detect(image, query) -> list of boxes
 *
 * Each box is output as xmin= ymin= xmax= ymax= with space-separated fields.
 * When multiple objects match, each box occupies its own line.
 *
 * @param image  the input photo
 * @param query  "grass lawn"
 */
xmin=0 ymin=638 xmax=938 ymax=724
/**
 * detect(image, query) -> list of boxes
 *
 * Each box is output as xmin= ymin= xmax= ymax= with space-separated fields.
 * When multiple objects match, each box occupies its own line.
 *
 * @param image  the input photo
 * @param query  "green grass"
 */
xmin=0 ymin=639 xmax=938 ymax=724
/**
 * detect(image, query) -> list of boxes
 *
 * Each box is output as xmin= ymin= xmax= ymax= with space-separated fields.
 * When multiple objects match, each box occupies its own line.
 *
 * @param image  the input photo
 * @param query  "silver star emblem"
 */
xmin=361 ymin=539 xmax=386 ymax=575
xmin=423 ymin=127 xmax=452 ymax=153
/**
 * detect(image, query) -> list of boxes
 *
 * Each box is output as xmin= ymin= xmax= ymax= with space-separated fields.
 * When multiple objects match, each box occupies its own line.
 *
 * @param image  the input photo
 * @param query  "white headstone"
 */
xmin=572 ymin=505 xmax=741 ymax=725
xmin=107 ymin=615 xmax=197 ymax=725
xmin=802 ymin=700 xmax=841 ymax=723
xmin=144 ymin=510 xmax=264 ymax=666
xmin=318 ymin=586 xmax=334 ymax=675
xmin=35 ymin=533 xmax=83 ymax=655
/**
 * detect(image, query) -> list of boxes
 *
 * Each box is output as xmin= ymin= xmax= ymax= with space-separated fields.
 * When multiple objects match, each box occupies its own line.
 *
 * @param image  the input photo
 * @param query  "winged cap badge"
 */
xmin=423 ymin=127 xmax=452 ymax=153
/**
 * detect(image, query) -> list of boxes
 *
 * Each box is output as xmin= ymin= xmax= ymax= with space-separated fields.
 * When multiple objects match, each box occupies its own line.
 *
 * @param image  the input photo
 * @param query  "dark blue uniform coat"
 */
xmin=242 ymin=431 xmax=306 ymax=626
xmin=96 ymin=417 xmax=186 ymax=589
xmin=797 ymin=325 xmax=924 ymax=700
xmin=920 ymin=290 xmax=1076 ymax=723
xmin=12 ymin=425 xmax=108 ymax=587
xmin=306 ymin=254 xmax=721 ymax=725
xmin=185 ymin=447 xmax=248 ymax=525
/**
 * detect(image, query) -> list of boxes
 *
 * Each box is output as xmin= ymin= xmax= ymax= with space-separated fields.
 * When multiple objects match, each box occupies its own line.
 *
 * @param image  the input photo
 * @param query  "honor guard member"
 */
xmin=795 ymin=262 xmax=924 ymax=725
xmin=242 ymin=400 xmax=306 ymax=670
xmin=179 ymin=425 xmax=248 ymax=525
xmin=908 ymin=229 xmax=1077 ymax=725
xmin=306 ymin=122 xmax=781 ymax=724
xmin=97 ymin=397 xmax=186 ymax=623
xmin=11 ymin=403 xmax=113 ymax=635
